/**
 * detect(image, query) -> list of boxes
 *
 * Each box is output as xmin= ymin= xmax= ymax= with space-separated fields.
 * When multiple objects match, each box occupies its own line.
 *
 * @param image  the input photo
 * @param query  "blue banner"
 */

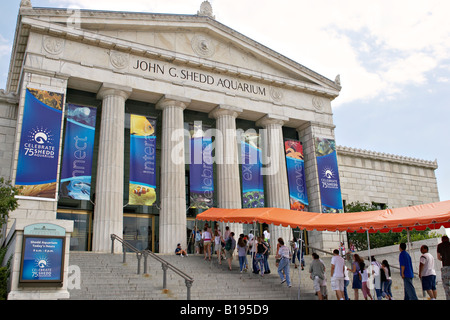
xmin=60 ymin=104 xmax=97 ymax=200
xmin=315 ymin=138 xmax=343 ymax=213
xmin=129 ymin=115 xmax=157 ymax=206
xmin=15 ymin=88 xmax=64 ymax=199
xmin=241 ymin=137 xmax=264 ymax=208
xmin=20 ymin=236 xmax=64 ymax=282
xmin=285 ymin=139 xmax=308 ymax=211
xmin=189 ymin=124 xmax=214 ymax=209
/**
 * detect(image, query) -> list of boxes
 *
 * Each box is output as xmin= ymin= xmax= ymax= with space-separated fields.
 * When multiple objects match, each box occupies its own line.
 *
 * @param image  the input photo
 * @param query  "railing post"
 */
xmin=185 ymin=279 xmax=193 ymax=300
xmin=143 ymin=251 xmax=148 ymax=275
xmin=122 ymin=245 xmax=127 ymax=263
xmin=110 ymin=234 xmax=115 ymax=254
xmin=136 ymin=252 xmax=142 ymax=274
xmin=162 ymin=263 xmax=168 ymax=290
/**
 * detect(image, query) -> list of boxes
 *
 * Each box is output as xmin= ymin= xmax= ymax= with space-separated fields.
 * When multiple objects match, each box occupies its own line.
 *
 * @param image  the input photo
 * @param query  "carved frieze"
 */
xmin=109 ymin=50 xmax=129 ymax=70
xmin=42 ymin=36 xmax=65 ymax=55
xmin=191 ymin=35 xmax=215 ymax=58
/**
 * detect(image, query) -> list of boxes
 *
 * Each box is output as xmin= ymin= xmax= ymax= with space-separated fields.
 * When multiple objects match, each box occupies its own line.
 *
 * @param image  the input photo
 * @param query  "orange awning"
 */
xmin=196 ymin=200 xmax=450 ymax=233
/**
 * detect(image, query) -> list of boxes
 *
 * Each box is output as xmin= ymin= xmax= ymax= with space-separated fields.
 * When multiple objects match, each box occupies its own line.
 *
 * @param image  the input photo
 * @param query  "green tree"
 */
xmin=0 ymin=177 xmax=21 ymax=230
xmin=0 ymin=178 xmax=20 ymax=300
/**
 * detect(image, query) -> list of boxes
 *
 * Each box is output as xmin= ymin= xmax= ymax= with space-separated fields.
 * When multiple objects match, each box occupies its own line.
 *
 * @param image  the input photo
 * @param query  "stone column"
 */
xmin=297 ymin=121 xmax=342 ymax=252
xmin=92 ymin=83 xmax=132 ymax=253
xmin=209 ymin=105 xmax=243 ymax=237
xmin=156 ymin=95 xmax=190 ymax=254
xmin=256 ymin=114 xmax=291 ymax=249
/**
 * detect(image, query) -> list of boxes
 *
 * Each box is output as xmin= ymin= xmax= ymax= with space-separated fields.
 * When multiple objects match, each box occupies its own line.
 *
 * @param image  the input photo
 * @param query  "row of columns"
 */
xmin=91 ymin=84 xmax=317 ymax=253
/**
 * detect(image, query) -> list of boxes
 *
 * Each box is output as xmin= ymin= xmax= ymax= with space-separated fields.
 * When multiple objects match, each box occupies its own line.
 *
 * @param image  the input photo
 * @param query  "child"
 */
xmin=359 ymin=262 xmax=373 ymax=300
xmin=381 ymin=260 xmax=393 ymax=300
xmin=175 ymin=243 xmax=188 ymax=257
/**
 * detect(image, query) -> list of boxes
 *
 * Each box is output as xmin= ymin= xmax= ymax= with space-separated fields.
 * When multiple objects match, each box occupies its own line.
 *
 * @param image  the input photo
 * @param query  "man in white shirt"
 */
xmin=419 ymin=245 xmax=437 ymax=300
xmin=330 ymin=249 xmax=345 ymax=300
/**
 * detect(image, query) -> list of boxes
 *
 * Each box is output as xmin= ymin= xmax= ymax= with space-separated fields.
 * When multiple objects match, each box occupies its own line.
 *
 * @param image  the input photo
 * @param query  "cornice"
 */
xmin=337 ymin=145 xmax=438 ymax=169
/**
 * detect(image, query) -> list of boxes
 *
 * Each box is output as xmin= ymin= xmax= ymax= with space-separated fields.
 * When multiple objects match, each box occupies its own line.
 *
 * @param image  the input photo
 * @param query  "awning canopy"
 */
xmin=196 ymin=200 xmax=450 ymax=233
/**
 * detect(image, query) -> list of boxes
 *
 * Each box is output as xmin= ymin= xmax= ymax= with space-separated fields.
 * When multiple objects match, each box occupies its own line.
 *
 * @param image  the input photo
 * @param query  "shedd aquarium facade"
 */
xmin=0 ymin=1 xmax=440 ymax=260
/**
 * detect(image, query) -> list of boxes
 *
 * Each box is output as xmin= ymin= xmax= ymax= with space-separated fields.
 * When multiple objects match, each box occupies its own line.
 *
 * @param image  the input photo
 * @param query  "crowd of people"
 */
xmin=177 ymin=226 xmax=450 ymax=301
xmin=180 ymin=224 xmax=307 ymax=288
xmin=312 ymin=235 xmax=450 ymax=301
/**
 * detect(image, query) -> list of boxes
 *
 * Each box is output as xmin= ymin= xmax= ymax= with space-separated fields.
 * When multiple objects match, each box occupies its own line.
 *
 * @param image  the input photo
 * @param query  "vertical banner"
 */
xmin=285 ymin=139 xmax=308 ymax=211
xmin=59 ymin=104 xmax=97 ymax=200
xmin=314 ymin=137 xmax=343 ymax=213
xmin=240 ymin=133 xmax=264 ymax=208
xmin=15 ymin=88 xmax=64 ymax=199
xmin=189 ymin=123 xmax=214 ymax=209
xmin=129 ymin=115 xmax=157 ymax=206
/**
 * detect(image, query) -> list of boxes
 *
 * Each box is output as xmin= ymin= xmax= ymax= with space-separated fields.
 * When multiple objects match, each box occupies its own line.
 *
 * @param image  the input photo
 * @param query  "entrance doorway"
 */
xmin=57 ymin=209 xmax=92 ymax=251
xmin=123 ymin=214 xmax=155 ymax=252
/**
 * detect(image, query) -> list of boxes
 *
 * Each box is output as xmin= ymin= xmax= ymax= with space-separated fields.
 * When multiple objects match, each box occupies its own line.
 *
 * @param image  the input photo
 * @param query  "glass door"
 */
xmin=123 ymin=214 xmax=155 ymax=252
xmin=57 ymin=209 xmax=92 ymax=251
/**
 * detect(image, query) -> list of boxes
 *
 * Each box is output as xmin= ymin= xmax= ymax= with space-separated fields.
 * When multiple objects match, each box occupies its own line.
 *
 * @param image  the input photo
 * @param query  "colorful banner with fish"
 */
xmin=189 ymin=123 xmax=214 ymax=209
xmin=129 ymin=114 xmax=157 ymax=206
xmin=15 ymin=88 xmax=64 ymax=199
xmin=314 ymin=137 xmax=343 ymax=213
xmin=240 ymin=133 xmax=264 ymax=208
xmin=285 ymin=139 xmax=308 ymax=211
xmin=60 ymin=104 xmax=97 ymax=200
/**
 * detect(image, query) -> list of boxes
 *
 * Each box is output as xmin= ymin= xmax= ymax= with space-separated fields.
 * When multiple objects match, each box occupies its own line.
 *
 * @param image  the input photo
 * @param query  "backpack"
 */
xmin=225 ymin=238 xmax=232 ymax=251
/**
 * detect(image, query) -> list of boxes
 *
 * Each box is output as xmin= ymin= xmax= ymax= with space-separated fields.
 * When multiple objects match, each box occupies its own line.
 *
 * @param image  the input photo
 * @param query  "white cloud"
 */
xmin=39 ymin=0 xmax=450 ymax=107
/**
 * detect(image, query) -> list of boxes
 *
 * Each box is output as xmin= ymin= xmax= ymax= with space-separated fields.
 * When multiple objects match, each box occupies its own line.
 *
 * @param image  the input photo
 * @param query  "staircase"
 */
xmin=67 ymin=251 xmax=317 ymax=300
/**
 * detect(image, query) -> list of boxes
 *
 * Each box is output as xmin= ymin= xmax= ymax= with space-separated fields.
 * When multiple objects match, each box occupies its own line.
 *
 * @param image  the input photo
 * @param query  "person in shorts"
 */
xmin=330 ymin=249 xmax=345 ymax=300
xmin=419 ymin=245 xmax=437 ymax=299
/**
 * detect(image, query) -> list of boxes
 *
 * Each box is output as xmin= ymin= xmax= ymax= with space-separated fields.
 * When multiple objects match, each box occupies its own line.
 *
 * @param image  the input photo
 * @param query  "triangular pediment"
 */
xmin=12 ymin=7 xmax=340 ymax=97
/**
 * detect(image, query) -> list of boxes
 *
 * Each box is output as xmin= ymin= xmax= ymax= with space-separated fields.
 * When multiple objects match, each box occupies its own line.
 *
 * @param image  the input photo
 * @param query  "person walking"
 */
xmin=359 ymin=262 xmax=373 ymax=300
xmin=202 ymin=226 xmax=212 ymax=261
xmin=330 ymin=249 xmax=345 ymax=300
xmin=225 ymin=232 xmax=236 ymax=271
xmin=214 ymin=228 xmax=222 ymax=264
xmin=399 ymin=242 xmax=418 ymax=300
xmin=255 ymin=236 xmax=268 ymax=276
xmin=437 ymin=235 xmax=450 ymax=300
xmin=381 ymin=259 xmax=393 ymax=300
xmin=351 ymin=254 xmax=363 ymax=300
xmin=263 ymin=237 xmax=271 ymax=274
xmin=291 ymin=237 xmax=299 ymax=268
xmin=419 ymin=244 xmax=437 ymax=300
xmin=371 ymin=256 xmax=382 ymax=300
xmin=344 ymin=265 xmax=350 ymax=300
xmin=237 ymin=234 xmax=248 ymax=273
xmin=309 ymin=252 xmax=325 ymax=300
xmin=276 ymin=237 xmax=292 ymax=287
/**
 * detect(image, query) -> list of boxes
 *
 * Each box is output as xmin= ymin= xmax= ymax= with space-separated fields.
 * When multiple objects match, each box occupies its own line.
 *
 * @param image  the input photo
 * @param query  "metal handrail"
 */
xmin=110 ymin=234 xmax=194 ymax=300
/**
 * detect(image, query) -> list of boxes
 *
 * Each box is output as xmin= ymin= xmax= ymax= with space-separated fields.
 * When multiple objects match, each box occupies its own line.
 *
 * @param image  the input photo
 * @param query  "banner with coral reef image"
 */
xmin=314 ymin=137 xmax=343 ymax=213
xmin=285 ymin=139 xmax=308 ymax=211
xmin=240 ymin=133 xmax=264 ymax=208
xmin=60 ymin=104 xmax=97 ymax=200
xmin=15 ymin=88 xmax=64 ymax=199
xmin=189 ymin=123 xmax=214 ymax=209
xmin=129 ymin=114 xmax=157 ymax=206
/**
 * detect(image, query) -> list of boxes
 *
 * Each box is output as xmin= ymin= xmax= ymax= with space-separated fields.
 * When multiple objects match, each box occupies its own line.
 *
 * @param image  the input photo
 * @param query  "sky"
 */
xmin=1 ymin=0 xmax=449 ymax=203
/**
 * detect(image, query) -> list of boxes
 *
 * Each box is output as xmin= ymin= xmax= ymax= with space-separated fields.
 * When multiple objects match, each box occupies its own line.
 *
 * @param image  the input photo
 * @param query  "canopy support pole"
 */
xmin=297 ymin=231 xmax=303 ymax=300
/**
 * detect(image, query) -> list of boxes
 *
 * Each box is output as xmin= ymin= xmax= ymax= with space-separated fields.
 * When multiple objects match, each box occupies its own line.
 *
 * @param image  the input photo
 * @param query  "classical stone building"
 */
xmin=0 ymin=1 xmax=440 ymax=259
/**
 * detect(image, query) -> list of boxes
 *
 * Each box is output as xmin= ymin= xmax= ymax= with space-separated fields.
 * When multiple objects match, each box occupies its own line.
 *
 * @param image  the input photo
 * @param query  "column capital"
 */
xmin=97 ymin=83 xmax=132 ymax=100
xmin=209 ymin=104 xmax=243 ymax=119
xmin=256 ymin=114 xmax=289 ymax=128
xmin=296 ymin=121 xmax=336 ymax=132
xmin=156 ymin=95 xmax=190 ymax=110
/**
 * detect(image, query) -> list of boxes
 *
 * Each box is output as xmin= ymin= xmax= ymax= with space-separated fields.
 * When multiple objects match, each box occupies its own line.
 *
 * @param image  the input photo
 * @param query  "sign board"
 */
xmin=19 ymin=224 xmax=66 ymax=286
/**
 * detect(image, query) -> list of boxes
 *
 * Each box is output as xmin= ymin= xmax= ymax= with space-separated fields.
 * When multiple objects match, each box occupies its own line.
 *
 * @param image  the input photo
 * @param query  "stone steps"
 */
xmin=67 ymin=251 xmax=447 ymax=300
